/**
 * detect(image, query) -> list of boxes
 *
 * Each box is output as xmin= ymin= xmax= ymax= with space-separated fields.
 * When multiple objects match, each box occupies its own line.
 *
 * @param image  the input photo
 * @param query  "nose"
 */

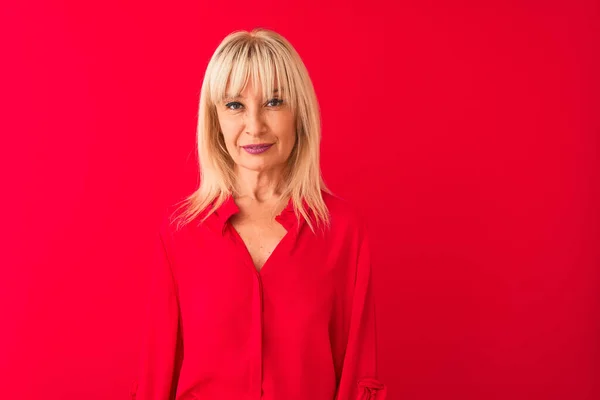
xmin=243 ymin=108 xmax=267 ymax=137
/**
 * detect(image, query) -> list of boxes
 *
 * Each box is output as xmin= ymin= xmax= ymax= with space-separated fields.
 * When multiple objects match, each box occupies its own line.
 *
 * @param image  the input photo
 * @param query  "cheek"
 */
xmin=273 ymin=114 xmax=296 ymax=146
xmin=219 ymin=123 xmax=241 ymax=148
xmin=218 ymin=113 xmax=239 ymax=131
xmin=223 ymin=134 xmax=240 ymax=154
xmin=220 ymin=120 xmax=236 ymax=135
xmin=285 ymin=120 xmax=297 ymax=147
xmin=282 ymin=132 xmax=296 ymax=150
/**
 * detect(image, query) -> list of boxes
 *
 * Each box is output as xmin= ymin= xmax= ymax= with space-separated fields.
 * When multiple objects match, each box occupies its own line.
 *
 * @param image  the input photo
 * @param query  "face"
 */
xmin=215 ymin=78 xmax=296 ymax=174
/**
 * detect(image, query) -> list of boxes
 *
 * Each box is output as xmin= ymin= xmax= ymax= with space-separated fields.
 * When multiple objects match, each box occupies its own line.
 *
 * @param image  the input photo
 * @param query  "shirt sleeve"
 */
xmin=130 ymin=229 xmax=183 ymax=400
xmin=334 ymin=222 xmax=387 ymax=400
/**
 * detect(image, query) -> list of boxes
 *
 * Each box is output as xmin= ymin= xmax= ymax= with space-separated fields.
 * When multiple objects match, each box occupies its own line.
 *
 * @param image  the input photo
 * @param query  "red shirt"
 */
xmin=131 ymin=191 xmax=387 ymax=400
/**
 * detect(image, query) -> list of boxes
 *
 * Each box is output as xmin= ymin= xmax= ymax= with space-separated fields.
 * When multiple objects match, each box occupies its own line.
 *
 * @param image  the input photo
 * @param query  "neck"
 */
xmin=233 ymin=164 xmax=287 ymax=202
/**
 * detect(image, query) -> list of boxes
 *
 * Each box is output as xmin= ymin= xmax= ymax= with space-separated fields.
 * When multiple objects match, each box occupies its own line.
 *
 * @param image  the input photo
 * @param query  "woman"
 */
xmin=131 ymin=28 xmax=387 ymax=400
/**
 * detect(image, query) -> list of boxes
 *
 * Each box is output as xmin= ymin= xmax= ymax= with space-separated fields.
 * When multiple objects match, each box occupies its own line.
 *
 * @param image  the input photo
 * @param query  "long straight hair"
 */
xmin=171 ymin=28 xmax=332 ymax=234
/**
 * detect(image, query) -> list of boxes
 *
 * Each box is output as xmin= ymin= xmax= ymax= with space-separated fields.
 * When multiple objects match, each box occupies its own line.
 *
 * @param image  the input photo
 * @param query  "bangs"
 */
xmin=208 ymin=38 xmax=298 ymax=112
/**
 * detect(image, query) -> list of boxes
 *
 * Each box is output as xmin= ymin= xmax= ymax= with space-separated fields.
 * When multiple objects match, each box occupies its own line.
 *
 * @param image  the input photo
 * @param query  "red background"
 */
xmin=1 ymin=1 xmax=598 ymax=399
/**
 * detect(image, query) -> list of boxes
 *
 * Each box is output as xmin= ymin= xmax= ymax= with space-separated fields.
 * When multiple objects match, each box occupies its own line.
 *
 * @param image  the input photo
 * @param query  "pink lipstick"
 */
xmin=242 ymin=143 xmax=273 ymax=155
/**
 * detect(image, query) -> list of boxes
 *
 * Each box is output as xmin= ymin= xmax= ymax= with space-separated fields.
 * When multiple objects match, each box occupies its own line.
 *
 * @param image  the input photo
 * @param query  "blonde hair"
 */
xmin=170 ymin=28 xmax=332 ymax=234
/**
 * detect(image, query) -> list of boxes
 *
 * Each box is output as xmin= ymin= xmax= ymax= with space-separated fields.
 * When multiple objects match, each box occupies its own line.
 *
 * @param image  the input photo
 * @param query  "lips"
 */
xmin=242 ymin=143 xmax=273 ymax=154
xmin=242 ymin=143 xmax=273 ymax=149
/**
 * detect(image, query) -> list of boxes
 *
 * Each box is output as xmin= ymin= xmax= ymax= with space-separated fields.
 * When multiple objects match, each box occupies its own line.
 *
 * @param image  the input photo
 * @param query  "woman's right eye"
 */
xmin=225 ymin=102 xmax=243 ymax=110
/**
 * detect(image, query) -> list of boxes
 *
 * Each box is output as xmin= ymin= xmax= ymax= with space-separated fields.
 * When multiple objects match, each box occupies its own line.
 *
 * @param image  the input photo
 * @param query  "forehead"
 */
xmin=223 ymin=77 xmax=281 ymax=99
xmin=224 ymin=87 xmax=281 ymax=100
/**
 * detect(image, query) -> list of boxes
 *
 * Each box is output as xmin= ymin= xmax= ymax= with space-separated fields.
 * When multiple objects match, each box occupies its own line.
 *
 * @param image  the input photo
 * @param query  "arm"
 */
xmin=334 ymin=223 xmax=387 ymax=400
xmin=130 ymin=230 xmax=182 ymax=400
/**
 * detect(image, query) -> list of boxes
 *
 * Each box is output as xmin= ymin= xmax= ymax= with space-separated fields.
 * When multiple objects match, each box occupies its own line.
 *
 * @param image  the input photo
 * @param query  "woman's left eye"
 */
xmin=266 ymin=98 xmax=284 ymax=107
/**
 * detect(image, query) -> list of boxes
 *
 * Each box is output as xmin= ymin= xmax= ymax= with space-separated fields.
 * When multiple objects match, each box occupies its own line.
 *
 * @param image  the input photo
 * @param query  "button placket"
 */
xmin=256 ymin=272 xmax=264 ymax=399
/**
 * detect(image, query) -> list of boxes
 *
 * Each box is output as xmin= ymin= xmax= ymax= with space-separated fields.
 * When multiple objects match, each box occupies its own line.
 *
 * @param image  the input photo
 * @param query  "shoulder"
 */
xmin=321 ymin=191 xmax=368 ymax=236
xmin=152 ymin=206 xmax=202 ymax=273
xmin=156 ymin=200 xmax=225 ymax=252
xmin=155 ymin=203 xmax=196 ymax=246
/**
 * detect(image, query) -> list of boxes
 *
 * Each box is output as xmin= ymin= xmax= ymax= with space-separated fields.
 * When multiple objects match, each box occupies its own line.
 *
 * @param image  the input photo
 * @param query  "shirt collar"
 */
xmin=210 ymin=194 xmax=311 ymax=243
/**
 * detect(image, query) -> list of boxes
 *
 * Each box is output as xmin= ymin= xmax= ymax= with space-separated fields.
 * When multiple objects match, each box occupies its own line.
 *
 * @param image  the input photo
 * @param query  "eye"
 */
xmin=225 ymin=101 xmax=243 ymax=111
xmin=266 ymin=98 xmax=284 ymax=107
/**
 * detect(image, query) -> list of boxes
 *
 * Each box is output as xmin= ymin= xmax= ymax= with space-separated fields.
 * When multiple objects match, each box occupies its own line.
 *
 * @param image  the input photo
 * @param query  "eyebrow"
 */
xmin=224 ymin=88 xmax=281 ymax=100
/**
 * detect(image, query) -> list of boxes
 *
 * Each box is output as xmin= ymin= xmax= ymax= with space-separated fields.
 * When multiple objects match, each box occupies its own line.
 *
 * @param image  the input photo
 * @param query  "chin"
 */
xmin=237 ymin=161 xmax=272 ymax=172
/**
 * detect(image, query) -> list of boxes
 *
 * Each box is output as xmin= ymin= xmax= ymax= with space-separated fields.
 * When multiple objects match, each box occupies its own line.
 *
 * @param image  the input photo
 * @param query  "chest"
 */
xmin=229 ymin=210 xmax=288 ymax=272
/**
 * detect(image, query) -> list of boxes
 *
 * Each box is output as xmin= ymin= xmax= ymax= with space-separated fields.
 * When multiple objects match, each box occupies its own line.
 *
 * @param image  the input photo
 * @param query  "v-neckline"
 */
xmin=228 ymin=221 xmax=290 ymax=276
